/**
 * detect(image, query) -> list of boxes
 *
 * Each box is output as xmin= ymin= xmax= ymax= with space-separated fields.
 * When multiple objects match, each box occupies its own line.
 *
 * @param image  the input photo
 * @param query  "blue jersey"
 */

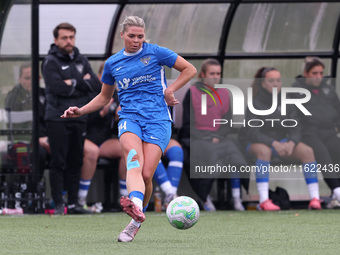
xmin=101 ymin=43 xmax=178 ymax=122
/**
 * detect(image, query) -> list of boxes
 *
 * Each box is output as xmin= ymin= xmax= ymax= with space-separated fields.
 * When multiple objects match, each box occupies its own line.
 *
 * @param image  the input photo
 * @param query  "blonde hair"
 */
xmin=121 ymin=16 xmax=149 ymax=43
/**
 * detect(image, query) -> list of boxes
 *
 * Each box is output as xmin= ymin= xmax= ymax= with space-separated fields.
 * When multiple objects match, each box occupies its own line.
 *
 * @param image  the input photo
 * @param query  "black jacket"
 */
xmin=291 ymin=76 xmax=340 ymax=137
xmin=238 ymin=86 xmax=301 ymax=148
xmin=41 ymin=44 xmax=101 ymax=122
xmin=5 ymin=84 xmax=32 ymax=111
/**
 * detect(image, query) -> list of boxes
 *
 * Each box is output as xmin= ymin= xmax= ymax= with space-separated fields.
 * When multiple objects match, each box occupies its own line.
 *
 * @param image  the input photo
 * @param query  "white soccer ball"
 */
xmin=166 ymin=196 xmax=200 ymax=230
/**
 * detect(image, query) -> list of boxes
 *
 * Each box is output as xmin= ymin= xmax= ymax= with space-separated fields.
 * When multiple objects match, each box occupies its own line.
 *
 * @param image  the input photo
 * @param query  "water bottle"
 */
xmin=19 ymin=176 xmax=27 ymax=211
xmin=154 ymin=186 xmax=162 ymax=212
xmin=26 ymin=192 xmax=34 ymax=213
xmin=12 ymin=182 xmax=22 ymax=209
xmin=0 ymin=180 xmax=9 ymax=209
xmin=35 ymin=181 xmax=46 ymax=213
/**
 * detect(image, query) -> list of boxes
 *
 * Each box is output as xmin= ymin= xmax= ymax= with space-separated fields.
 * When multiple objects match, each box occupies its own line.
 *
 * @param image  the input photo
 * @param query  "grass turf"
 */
xmin=0 ymin=210 xmax=339 ymax=254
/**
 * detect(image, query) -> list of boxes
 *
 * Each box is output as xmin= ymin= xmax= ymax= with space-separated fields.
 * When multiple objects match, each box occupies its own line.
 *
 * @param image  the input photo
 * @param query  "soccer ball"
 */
xmin=166 ymin=196 xmax=200 ymax=230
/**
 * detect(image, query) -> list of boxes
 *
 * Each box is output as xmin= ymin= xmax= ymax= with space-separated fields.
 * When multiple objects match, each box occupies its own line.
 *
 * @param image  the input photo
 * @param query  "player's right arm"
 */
xmin=61 ymin=83 xmax=114 ymax=118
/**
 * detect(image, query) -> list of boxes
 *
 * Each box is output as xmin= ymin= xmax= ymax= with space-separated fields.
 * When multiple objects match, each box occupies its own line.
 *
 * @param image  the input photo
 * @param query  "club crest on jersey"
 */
xmin=140 ymin=56 xmax=151 ymax=66
xmin=76 ymin=64 xmax=84 ymax=73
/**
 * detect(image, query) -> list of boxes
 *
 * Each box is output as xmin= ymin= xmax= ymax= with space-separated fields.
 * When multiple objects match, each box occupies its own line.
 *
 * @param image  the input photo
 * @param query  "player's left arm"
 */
xmin=165 ymin=56 xmax=197 ymax=106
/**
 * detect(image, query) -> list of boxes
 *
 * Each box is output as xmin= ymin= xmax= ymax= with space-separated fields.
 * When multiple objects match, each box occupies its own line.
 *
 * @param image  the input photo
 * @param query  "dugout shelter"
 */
xmin=0 ymin=0 xmax=340 ymax=207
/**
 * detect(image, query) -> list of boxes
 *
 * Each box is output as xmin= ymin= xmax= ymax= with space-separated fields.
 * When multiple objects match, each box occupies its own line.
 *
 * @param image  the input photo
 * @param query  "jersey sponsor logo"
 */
xmin=140 ymin=56 xmax=151 ymax=66
xmin=61 ymin=65 xmax=69 ymax=70
xmin=118 ymin=78 xmax=130 ymax=90
xmin=116 ymin=66 xmax=123 ymax=71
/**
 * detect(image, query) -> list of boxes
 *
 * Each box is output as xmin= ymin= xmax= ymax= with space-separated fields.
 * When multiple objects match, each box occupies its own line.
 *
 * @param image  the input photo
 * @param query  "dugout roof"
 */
xmin=0 ymin=0 xmax=340 ymax=171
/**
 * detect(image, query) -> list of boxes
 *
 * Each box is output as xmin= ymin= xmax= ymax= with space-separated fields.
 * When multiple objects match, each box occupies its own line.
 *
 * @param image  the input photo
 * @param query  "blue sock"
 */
xmin=230 ymin=178 xmax=241 ymax=189
xmin=303 ymin=162 xmax=318 ymax=184
xmin=78 ymin=179 xmax=92 ymax=205
xmin=153 ymin=160 xmax=169 ymax=186
xmin=255 ymin=160 xmax=270 ymax=203
xmin=129 ymin=191 xmax=144 ymax=201
xmin=255 ymin=159 xmax=270 ymax=183
xmin=129 ymin=191 xmax=144 ymax=210
xmin=79 ymin=179 xmax=91 ymax=192
xmin=166 ymin=146 xmax=184 ymax=190
xmin=303 ymin=162 xmax=320 ymax=199
xmin=143 ymin=204 xmax=149 ymax=213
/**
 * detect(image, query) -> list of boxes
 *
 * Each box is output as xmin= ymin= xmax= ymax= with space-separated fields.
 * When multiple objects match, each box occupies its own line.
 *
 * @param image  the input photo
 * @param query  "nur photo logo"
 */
xmin=200 ymin=83 xmax=312 ymax=128
xmin=199 ymin=83 xmax=222 ymax=115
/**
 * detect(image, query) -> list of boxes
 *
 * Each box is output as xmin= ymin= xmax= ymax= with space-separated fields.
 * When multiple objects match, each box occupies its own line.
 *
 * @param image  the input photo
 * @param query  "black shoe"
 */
xmin=54 ymin=204 xmax=65 ymax=215
xmin=67 ymin=204 xmax=93 ymax=214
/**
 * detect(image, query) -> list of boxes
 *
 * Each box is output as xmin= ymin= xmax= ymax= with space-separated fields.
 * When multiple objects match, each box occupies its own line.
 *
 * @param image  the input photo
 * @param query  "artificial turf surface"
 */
xmin=0 ymin=210 xmax=339 ymax=255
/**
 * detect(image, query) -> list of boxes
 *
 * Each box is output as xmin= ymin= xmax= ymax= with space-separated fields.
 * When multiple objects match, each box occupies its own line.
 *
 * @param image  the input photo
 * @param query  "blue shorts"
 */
xmin=246 ymin=138 xmax=288 ymax=158
xmin=118 ymin=118 xmax=172 ymax=153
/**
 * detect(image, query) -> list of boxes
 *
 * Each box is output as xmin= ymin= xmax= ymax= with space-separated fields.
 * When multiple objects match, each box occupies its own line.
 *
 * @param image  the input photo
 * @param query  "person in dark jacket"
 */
xmin=180 ymin=58 xmax=248 ymax=211
xmin=292 ymin=57 xmax=340 ymax=209
xmin=5 ymin=63 xmax=49 ymax=184
xmin=41 ymin=22 xmax=101 ymax=214
xmin=5 ymin=62 xmax=32 ymax=112
xmin=5 ymin=62 xmax=33 ymax=138
xmin=239 ymin=67 xmax=321 ymax=210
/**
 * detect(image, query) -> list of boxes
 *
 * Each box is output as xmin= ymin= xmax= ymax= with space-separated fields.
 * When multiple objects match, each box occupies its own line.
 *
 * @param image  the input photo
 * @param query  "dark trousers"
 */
xmin=302 ymin=131 xmax=340 ymax=190
xmin=32 ymin=145 xmax=50 ymax=185
xmin=186 ymin=138 xmax=249 ymax=202
xmin=47 ymin=121 xmax=86 ymax=206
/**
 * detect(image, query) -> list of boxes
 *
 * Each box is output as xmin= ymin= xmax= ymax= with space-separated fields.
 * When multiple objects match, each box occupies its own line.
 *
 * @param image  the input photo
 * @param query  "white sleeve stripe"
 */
xmin=160 ymin=66 xmax=172 ymax=121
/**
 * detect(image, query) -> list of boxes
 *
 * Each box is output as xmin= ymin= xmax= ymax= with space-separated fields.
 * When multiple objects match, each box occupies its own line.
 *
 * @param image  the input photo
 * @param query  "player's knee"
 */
xmin=84 ymin=146 xmax=100 ymax=162
xmin=126 ymin=149 xmax=140 ymax=171
xmin=142 ymin=171 xmax=153 ymax=184
xmin=298 ymin=143 xmax=315 ymax=161
xmin=254 ymin=145 xmax=271 ymax=159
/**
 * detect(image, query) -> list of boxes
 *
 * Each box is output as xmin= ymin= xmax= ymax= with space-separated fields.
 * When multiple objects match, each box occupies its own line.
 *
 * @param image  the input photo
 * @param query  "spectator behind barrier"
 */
xmin=291 ymin=57 xmax=340 ymax=209
xmin=153 ymin=137 xmax=184 ymax=211
xmin=238 ymin=67 xmax=321 ymax=210
xmin=5 ymin=63 xmax=50 ymax=184
xmin=180 ymin=58 xmax=249 ymax=211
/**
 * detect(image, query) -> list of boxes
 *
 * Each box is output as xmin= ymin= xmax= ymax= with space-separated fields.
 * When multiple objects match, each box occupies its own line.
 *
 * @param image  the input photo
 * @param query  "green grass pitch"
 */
xmin=0 ymin=210 xmax=339 ymax=254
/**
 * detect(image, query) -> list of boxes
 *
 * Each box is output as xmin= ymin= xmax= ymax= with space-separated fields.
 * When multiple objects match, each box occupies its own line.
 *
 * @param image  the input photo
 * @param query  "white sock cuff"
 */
xmin=232 ymin=188 xmax=241 ymax=199
xmin=120 ymin=188 xmax=129 ymax=197
xmin=333 ymin=187 xmax=340 ymax=201
xmin=257 ymin=182 xmax=269 ymax=203
xmin=160 ymin=181 xmax=174 ymax=196
xmin=307 ymin=182 xmax=320 ymax=199
xmin=131 ymin=197 xmax=143 ymax=210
